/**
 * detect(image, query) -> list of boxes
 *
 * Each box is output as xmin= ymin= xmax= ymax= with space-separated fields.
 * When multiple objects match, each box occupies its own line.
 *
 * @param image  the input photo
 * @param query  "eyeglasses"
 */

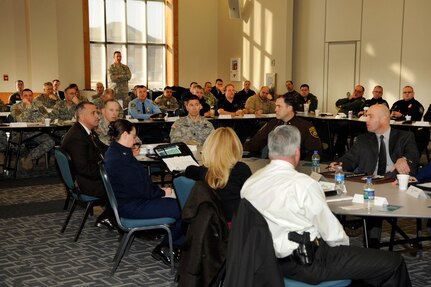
xmin=133 ymin=143 xmax=142 ymax=148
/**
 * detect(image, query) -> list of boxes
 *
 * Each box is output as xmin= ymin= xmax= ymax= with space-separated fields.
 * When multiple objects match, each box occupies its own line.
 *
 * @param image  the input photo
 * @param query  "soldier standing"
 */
xmin=108 ymin=51 xmax=132 ymax=106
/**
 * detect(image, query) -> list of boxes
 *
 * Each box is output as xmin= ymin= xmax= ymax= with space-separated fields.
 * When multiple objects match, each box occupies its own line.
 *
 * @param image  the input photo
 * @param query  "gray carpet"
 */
xmin=1 ymin=178 xmax=431 ymax=286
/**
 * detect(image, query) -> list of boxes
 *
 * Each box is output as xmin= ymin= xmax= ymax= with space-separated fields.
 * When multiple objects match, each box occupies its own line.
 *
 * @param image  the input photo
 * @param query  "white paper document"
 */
xmin=352 ymin=194 xmax=388 ymax=206
xmin=326 ymin=194 xmax=353 ymax=203
xmin=163 ymin=155 xmax=199 ymax=171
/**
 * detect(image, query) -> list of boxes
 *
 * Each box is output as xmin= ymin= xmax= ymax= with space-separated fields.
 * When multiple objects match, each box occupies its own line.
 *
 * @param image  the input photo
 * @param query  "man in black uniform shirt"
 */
xmin=235 ymin=80 xmax=256 ymax=108
xmin=390 ymin=85 xmax=428 ymax=155
xmin=390 ymin=86 xmax=424 ymax=121
xmin=358 ymin=85 xmax=389 ymax=116
xmin=284 ymin=80 xmax=300 ymax=98
xmin=243 ymin=94 xmax=322 ymax=160
xmin=296 ymin=84 xmax=318 ymax=113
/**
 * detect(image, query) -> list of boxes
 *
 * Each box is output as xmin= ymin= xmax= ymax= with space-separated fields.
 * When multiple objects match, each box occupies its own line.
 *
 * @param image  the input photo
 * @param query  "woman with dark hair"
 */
xmin=104 ymin=119 xmax=184 ymax=266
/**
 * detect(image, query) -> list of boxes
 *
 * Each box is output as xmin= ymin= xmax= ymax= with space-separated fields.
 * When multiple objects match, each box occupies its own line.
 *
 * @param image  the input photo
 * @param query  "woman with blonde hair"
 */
xmin=185 ymin=127 xmax=252 ymax=221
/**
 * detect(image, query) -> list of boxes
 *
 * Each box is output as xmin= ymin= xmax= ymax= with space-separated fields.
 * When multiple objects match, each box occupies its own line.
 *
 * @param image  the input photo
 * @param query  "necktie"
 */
xmin=90 ymin=131 xmax=104 ymax=160
xmin=377 ymin=135 xmax=386 ymax=176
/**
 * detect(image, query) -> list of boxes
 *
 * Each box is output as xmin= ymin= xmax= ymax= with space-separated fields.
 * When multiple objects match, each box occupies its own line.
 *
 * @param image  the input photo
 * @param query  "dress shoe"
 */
xmin=152 ymin=244 xmax=172 ymax=266
xmin=97 ymin=218 xmax=115 ymax=230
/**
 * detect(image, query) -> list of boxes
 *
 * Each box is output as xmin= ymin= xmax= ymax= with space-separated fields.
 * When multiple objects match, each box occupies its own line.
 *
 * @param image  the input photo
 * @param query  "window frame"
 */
xmin=82 ymin=0 xmax=177 ymax=90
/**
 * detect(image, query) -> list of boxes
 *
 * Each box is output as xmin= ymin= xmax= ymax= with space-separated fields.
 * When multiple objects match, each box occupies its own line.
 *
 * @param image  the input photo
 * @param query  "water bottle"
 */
xmin=311 ymin=150 xmax=320 ymax=173
xmin=363 ymin=177 xmax=375 ymax=212
xmin=334 ymin=166 xmax=345 ymax=195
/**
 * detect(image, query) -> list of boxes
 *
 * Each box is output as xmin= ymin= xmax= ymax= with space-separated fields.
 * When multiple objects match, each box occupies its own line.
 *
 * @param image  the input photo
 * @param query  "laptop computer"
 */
xmin=153 ymin=142 xmax=199 ymax=172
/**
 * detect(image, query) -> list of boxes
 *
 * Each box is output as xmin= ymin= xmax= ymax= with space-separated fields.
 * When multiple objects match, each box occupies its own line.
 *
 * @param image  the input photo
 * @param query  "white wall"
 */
xmin=293 ymin=0 xmax=431 ymax=112
xmin=0 ymin=0 xmax=84 ymax=93
xmin=178 ymin=0 xmax=294 ymax=94
xmin=177 ymin=0 xmax=218 ymax=88
xmin=0 ymin=0 xmax=29 ymax=91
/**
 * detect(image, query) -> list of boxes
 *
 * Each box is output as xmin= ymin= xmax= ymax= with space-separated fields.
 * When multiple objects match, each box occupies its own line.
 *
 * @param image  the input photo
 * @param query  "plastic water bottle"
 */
xmin=334 ymin=166 xmax=345 ymax=195
xmin=311 ymin=150 xmax=320 ymax=173
xmin=363 ymin=177 xmax=375 ymax=212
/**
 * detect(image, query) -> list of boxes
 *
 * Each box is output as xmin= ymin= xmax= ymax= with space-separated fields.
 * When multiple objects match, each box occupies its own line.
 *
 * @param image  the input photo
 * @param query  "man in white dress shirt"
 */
xmin=241 ymin=125 xmax=411 ymax=286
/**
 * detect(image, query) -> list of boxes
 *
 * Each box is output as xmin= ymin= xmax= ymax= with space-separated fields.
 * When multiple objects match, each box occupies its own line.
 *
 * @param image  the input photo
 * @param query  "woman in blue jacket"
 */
xmin=104 ymin=119 xmax=184 ymax=266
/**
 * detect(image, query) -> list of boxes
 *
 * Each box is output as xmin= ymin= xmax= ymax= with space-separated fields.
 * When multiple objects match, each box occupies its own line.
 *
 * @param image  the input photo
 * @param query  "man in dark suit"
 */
xmin=61 ymin=102 xmax=113 ymax=227
xmin=53 ymin=79 xmax=65 ymax=100
xmin=329 ymin=104 xmax=419 ymax=176
xmin=329 ymin=104 xmax=419 ymax=248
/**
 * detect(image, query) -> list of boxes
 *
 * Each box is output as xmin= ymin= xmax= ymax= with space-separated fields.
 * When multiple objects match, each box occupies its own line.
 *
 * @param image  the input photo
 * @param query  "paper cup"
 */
xmin=405 ymin=115 xmax=411 ymax=121
xmin=44 ymin=118 xmax=51 ymax=126
xmin=304 ymin=104 xmax=309 ymax=114
xmin=315 ymin=109 xmax=320 ymax=117
xmin=397 ymin=174 xmax=410 ymax=190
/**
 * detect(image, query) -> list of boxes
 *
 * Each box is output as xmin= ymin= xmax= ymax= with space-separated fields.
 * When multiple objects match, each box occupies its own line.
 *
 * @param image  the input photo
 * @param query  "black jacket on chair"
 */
xmin=177 ymin=181 xmax=228 ymax=287
xmin=224 ymin=199 xmax=284 ymax=287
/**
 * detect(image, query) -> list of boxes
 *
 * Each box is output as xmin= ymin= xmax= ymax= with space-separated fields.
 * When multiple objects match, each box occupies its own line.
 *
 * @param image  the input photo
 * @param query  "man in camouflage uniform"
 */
xmin=170 ymin=95 xmax=214 ymax=146
xmin=10 ymin=89 xmax=55 ymax=170
xmin=203 ymin=81 xmax=217 ymax=108
xmin=154 ymin=86 xmax=179 ymax=113
xmin=50 ymin=85 xmax=81 ymax=121
xmin=108 ymin=51 xmax=132 ymax=106
xmin=243 ymin=94 xmax=322 ymax=160
xmin=95 ymin=99 xmax=121 ymax=146
xmin=91 ymin=82 xmax=105 ymax=102
xmin=94 ymin=88 xmax=115 ymax=110
xmin=33 ymin=82 xmax=60 ymax=108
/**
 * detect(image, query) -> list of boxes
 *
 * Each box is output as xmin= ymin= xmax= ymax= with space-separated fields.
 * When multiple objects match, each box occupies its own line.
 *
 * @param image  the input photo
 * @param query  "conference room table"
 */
xmin=296 ymin=162 xmax=431 ymax=250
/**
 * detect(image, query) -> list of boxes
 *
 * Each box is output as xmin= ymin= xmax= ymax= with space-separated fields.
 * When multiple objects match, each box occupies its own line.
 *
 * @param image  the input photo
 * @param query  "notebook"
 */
xmin=153 ymin=142 xmax=199 ymax=172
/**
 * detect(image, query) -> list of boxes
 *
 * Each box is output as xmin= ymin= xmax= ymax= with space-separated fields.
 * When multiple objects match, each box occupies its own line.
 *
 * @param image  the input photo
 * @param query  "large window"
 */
xmin=88 ymin=0 xmax=166 ymax=91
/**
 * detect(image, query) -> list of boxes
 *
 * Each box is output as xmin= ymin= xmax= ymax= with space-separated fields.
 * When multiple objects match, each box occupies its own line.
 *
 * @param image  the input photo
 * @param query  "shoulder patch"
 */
xmin=130 ymin=102 xmax=136 ymax=108
xmin=309 ymin=126 xmax=319 ymax=138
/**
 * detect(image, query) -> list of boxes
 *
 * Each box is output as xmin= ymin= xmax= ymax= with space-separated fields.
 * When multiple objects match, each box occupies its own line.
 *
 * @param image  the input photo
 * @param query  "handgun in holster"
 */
xmin=288 ymin=231 xmax=316 ymax=265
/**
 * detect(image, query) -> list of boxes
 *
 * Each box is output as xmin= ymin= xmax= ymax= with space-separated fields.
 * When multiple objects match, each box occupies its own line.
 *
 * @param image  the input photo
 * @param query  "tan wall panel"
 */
xmin=401 ymin=0 xmax=431 ymax=112
xmin=360 ymin=0 xmax=403 ymax=107
xmin=325 ymin=0 xmax=362 ymax=42
xmin=178 ymin=0 xmax=218 ymax=88
xmin=293 ymin=0 xmax=326 ymax=103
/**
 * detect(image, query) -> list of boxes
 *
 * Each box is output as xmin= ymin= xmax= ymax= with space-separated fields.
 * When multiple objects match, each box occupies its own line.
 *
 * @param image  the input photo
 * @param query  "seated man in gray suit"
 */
xmin=329 ymin=104 xmax=419 ymax=248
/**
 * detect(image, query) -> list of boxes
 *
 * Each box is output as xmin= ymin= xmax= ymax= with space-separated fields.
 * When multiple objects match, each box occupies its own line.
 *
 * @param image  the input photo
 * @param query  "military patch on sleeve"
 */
xmin=309 ymin=126 xmax=319 ymax=138
xmin=130 ymin=102 xmax=136 ymax=108
xmin=420 ymin=107 xmax=424 ymax=113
